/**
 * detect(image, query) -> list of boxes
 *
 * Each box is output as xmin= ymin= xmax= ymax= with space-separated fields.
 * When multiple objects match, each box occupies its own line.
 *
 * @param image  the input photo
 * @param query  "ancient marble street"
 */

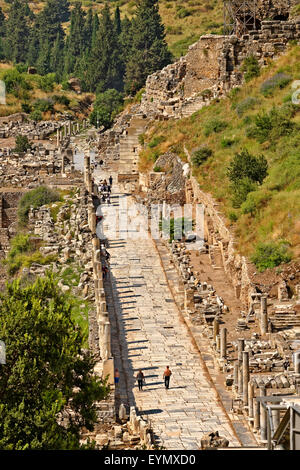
xmin=99 ymin=181 xmax=240 ymax=449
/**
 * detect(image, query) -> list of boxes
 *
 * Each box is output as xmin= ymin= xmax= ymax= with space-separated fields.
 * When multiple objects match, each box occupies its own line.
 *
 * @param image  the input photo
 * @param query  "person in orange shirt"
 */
xmin=163 ymin=366 xmax=172 ymax=389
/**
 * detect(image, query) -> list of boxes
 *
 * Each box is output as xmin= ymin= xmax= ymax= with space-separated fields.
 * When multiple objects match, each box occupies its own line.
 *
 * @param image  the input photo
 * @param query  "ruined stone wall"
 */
xmin=0 ymin=191 xmax=24 ymax=228
xmin=141 ymin=20 xmax=300 ymax=119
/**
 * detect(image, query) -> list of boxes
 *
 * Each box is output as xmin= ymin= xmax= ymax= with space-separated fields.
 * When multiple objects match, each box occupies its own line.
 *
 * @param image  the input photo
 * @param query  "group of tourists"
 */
xmin=114 ymin=366 xmax=172 ymax=391
xmin=98 ymin=175 xmax=113 ymax=204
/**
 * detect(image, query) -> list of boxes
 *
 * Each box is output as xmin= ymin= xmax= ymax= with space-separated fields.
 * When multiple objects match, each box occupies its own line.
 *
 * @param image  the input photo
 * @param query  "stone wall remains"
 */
xmin=141 ymin=20 xmax=300 ymax=119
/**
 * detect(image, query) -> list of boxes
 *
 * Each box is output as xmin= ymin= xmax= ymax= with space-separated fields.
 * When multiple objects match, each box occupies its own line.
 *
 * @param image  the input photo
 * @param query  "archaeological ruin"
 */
xmin=0 ymin=0 xmax=299 ymax=452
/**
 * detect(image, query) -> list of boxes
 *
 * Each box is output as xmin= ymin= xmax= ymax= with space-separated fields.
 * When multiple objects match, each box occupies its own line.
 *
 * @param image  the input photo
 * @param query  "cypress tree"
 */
xmin=36 ymin=38 xmax=51 ymax=75
xmin=36 ymin=0 xmax=67 ymax=46
xmin=91 ymin=12 xmax=100 ymax=50
xmin=4 ymin=0 xmax=31 ymax=63
xmin=64 ymin=3 xmax=85 ymax=75
xmin=83 ymin=8 xmax=94 ymax=52
xmin=88 ymin=4 xmax=124 ymax=92
xmin=114 ymin=7 xmax=121 ymax=36
xmin=50 ymin=31 xmax=65 ymax=78
xmin=124 ymin=0 xmax=172 ymax=94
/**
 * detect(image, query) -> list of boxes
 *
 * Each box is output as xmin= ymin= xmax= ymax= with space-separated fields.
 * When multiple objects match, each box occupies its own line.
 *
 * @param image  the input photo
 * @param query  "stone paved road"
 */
xmin=97 ymin=181 xmax=240 ymax=450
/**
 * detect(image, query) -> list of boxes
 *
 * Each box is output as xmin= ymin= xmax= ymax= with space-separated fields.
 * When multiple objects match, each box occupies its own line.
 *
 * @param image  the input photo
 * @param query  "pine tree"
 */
xmin=124 ymin=0 xmax=172 ymax=94
xmin=114 ymin=6 xmax=121 ymax=36
xmin=83 ymin=8 xmax=93 ymax=52
xmin=64 ymin=3 xmax=85 ymax=75
xmin=88 ymin=4 xmax=124 ymax=92
xmin=36 ymin=0 xmax=67 ymax=46
xmin=91 ymin=12 xmax=100 ymax=50
xmin=4 ymin=0 xmax=31 ymax=63
xmin=50 ymin=31 xmax=65 ymax=78
xmin=27 ymin=23 xmax=40 ymax=66
xmin=36 ymin=38 xmax=51 ymax=75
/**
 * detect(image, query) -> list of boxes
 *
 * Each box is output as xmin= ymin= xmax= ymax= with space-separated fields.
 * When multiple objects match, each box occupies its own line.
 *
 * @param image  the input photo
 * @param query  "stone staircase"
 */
xmin=269 ymin=303 xmax=300 ymax=331
xmin=117 ymin=113 xmax=149 ymax=174
xmin=180 ymin=96 xmax=208 ymax=118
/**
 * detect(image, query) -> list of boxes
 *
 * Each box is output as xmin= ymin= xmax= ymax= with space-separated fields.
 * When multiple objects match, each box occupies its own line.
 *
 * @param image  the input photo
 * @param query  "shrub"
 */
xmin=227 ymin=149 xmax=268 ymax=185
xmin=29 ymin=110 xmax=42 ymax=121
xmin=148 ymin=136 xmax=166 ymax=148
xmin=176 ymin=7 xmax=191 ymax=18
xmin=61 ymin=80 xmax=71 ymax=91
xmin=33 ymin=98 xmax=54 ymax=113
xmin=15 ymin=135 xmax=31 ymax=154
xmin=251 ymin=241 xmax=292 ymax=271
xmin=228 ymin=211 xmax=238 ymax=222
xmin=18 ymin=186 xmax=61 ymax=225
xmin=220 ymin=137 xmax=235 ymax=148
xmin=133 ymin=88 xmax=145 ymax=103
xmin=231 ymin=177 xmax=258 ymax=208
xmin=192 ymin=146 xmax=213 ymax=166
xmin=153 ymin=166 xmax=163 ymax=172
xmin=235 ymin=96 xmax=260 ymax=117
xmin=2 ymin=68 xmax=31 ymax=97
xmin=52 ymin=94 xmax=70 ymax=106
xmin=200 ymin=89 xmax=213 ymax=99
xmin=21 ymin=102 xmax=32 ymax=113
xmin=242 ymin=55 xmax=260 ymax=82
xmin=260 ymin=73 xmax=292 ymax=97
xmin=38 ymin=73 xmax=56 ymax=92
xmin=241 ymin=189 xmax=272 ymax=215
xmin=204 ymin=118 xmax=227 ymax=136
xmin=246 ymin=105 xmax=296 ymax=143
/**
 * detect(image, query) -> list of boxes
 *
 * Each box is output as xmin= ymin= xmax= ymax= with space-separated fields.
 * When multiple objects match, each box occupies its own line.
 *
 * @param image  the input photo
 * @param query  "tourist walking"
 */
xmin=136 ymin=369 xmax=145 ymax=391
xmin=163 ymin=366 xmax=172 ymax=389
xmin=109 ymin=175 xmax=113 ymax=187
xmin=114 ymin=368 xmax=120 ymax=386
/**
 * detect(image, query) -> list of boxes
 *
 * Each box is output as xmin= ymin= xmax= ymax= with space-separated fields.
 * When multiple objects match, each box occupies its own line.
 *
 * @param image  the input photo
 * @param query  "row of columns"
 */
xmin=85 ymin=154 xmax=114 ymax=385
xmin=56 ymin=120 xmax=89 ymax=146
xmin=212 ymin=293 xmax=276 ymax=444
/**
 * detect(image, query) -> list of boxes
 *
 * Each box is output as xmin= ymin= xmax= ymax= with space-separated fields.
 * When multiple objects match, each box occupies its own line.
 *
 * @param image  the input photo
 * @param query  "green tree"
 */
xmin=36 ymin=38 xmax=51 ymax=75
xmin=88 ymin=4 xmax=124 ymax=92
xmin=227 ymin=149 xmax=268 ymax=186
xmin=83 ymin=8 xmax=94 ymax=52
xmin=50 ymin=32 xmax=65 ymax=78
xmin=14 ymin=135 xmax=31 ymax=154
xmin=90 ymin=88 xmax=124 ymax=129
xmin=0 ymin=275 xmax=109 ymax=449
xmin=64 ymin=3 xmax=85 ymax=75
xmin=251 ymin=241 xmax=292 ymax=271
xmin=4 ymin=0 xmax=31 ymax=63
xmin=124 ymin=0 xmax=172 ymax=94
xmin=17 ymin=186 xmax=60 ymax=225
xmin=114 ymin=6 xmax=121 ymax=35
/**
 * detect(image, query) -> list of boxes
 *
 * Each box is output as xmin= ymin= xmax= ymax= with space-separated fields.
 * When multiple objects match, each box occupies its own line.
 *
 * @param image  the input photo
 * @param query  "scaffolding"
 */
xmin=223 ymin=0 xmax=258 ymax=36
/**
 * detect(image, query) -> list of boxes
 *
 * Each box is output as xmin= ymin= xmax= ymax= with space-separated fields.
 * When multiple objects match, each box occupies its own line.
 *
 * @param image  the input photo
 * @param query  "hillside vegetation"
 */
xmin=0 ymin=63 xmax=93 ymax=118
xmin=0 ymin=0 xmax=223 ymax=58
xmin=139 ymin=45 xmax=300 ymax=265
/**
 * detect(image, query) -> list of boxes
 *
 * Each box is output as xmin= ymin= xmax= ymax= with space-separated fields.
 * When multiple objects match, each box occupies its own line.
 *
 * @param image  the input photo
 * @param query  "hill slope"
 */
xmin=139 ymin=45 xmax=300 ymax=265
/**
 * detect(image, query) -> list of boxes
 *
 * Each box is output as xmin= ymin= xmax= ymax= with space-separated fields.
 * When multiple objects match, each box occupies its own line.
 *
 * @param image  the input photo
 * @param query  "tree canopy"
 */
xmin=0 ymin=0 xmax=172 ymax=96
xmin=0 ymin=275 xmax=109 ymax=450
